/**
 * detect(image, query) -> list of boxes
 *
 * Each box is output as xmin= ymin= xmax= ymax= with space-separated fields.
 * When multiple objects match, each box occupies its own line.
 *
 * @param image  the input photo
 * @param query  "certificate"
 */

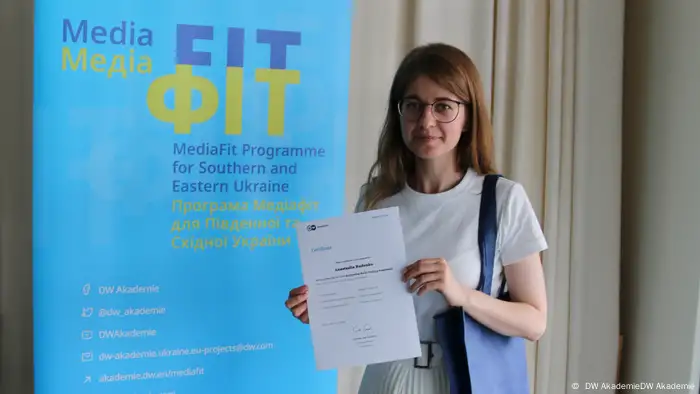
xmin=295 ymin=207 xmax=421 ymax=370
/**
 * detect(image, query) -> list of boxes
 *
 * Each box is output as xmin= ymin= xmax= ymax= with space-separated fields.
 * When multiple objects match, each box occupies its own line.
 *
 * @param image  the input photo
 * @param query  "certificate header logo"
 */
xmin=306 ymin=223 xmax=328 ymax=232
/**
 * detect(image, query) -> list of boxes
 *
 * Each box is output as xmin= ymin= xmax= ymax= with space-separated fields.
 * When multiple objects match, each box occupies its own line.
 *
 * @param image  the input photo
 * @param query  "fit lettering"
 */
xmin=146 ymin=24 xmax=302 ymax=136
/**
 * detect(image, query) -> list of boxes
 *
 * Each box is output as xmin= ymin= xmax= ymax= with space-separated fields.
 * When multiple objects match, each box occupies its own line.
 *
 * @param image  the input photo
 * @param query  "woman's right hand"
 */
xmin=285 ymin=284 xmax=309 ymax=324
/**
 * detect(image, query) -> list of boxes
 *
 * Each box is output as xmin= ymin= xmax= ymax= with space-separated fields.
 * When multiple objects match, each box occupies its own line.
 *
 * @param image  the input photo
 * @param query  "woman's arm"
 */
xmin=456 ymin=252 xmax=547 ymax=341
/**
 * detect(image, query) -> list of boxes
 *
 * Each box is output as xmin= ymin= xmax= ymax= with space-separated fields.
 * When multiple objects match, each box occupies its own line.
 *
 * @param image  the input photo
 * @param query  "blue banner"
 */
xmin=33 ymin=1 xmax=352 ymax=393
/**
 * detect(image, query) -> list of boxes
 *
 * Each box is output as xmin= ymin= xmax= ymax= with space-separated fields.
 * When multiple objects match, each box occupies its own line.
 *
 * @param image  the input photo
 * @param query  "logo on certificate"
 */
xmin=306 ymin=223 xmax=329 ymax=232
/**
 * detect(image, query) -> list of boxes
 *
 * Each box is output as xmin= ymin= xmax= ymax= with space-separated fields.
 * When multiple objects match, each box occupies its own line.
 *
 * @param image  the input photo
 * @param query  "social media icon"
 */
xmin=81 ymin=307 xmax=93 ymax=318
xmin=81 ymin=330 xmax=93 ymax=340
xmin=82 ymin=284 xmax=91 ymax=296
xmin=81 ymin=351 xmax=93 ymax=362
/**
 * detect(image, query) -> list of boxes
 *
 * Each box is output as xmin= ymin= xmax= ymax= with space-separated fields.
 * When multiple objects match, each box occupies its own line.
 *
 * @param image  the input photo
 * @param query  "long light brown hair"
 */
xmin=362 ymin=43 xmax=497 ymax=210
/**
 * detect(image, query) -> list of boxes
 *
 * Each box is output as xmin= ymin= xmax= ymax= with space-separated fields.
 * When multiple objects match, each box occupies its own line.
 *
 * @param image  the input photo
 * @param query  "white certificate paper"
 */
xmin=295 ymin=207 xmax=421 ymax=370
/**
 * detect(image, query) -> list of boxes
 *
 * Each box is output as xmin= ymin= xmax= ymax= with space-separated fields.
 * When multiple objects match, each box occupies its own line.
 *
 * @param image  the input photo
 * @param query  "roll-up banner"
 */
xmin=33 ymin=1 xmax=352 ymax=392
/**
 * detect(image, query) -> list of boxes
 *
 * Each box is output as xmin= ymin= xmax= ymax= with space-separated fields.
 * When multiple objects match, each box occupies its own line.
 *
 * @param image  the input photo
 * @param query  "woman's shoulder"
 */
xmin=493 ymin=175 xmax=526 ymax=202
xmin=486 ymin=174 xmax=542 ymax=232
xmin=470 ymin=172 xmax=526 ymax=203
xmin=472 ymin=173 xmax=536 ymax=217
xmin=486 ymin=174 xmax=548 ymax=263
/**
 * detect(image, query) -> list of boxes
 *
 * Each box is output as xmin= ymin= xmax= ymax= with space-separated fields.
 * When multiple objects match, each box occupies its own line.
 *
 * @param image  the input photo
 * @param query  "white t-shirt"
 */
xmin=354 ymin=168 xmax=548 ymax=342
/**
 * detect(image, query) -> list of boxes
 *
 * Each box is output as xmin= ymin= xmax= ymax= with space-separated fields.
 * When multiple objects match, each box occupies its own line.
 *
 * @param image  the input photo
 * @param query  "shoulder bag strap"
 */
xmin=476 ymin=173 xmax=502 ymax=296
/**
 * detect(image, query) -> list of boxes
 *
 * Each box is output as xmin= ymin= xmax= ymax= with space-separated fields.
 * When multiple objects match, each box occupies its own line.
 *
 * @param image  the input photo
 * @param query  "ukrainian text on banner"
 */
xmin=33 ymin=1 xmax=352 ymax=393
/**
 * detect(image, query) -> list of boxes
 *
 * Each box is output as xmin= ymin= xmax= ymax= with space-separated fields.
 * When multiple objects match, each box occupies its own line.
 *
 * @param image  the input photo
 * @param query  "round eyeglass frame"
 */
xmin=397 ymin=98 xmax=467 ymax=124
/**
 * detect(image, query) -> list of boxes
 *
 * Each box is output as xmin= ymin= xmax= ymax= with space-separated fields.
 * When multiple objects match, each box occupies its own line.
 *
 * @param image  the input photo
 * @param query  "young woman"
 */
xmin=284 ymin=43 xmax=548 ymax=394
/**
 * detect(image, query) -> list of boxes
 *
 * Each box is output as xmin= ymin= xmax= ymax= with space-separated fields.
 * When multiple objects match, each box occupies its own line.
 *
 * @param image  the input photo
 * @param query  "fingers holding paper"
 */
xmin=285 ymin=285 xmax=310 ymax=324
xmin=401 ymin=258 xmax=447 ymax=295
xmin=402 ymin=258 xmax=466 ymax=307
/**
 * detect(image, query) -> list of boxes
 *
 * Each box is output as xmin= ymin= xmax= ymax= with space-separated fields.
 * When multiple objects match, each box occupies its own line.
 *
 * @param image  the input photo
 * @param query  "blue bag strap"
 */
xmin=476 ymin=174 xmax=504 ymax=297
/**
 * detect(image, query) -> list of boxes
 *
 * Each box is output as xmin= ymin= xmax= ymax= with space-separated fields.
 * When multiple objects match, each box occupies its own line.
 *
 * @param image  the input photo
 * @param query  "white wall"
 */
xmin=621 ymin=0 xmax=700 ymax=390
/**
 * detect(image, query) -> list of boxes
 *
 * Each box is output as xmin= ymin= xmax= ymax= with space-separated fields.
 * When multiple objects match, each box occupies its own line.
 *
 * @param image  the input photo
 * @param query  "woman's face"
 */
xmin=399 ymin=75 xmax=467 ymax=161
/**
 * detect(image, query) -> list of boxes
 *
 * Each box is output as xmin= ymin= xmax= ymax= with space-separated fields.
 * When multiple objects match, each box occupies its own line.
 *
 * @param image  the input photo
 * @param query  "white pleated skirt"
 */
xmin=357 ymin=348 xmax=450 ymax=394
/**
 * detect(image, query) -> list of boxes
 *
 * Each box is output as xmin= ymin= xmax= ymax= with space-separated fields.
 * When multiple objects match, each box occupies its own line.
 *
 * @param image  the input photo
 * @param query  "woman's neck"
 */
xmin=410 ymin=157 xmax=463 ymax=194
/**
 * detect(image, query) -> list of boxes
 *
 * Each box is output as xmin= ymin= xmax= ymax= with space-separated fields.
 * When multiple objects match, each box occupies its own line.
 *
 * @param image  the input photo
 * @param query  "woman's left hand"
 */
xmin=402 ymin=258 xmax=467 ymax=307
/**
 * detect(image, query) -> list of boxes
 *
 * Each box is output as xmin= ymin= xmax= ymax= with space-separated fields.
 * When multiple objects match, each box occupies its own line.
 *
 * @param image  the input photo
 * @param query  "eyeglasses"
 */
xmin=397 ymin=98 xmax=466 ymax=123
